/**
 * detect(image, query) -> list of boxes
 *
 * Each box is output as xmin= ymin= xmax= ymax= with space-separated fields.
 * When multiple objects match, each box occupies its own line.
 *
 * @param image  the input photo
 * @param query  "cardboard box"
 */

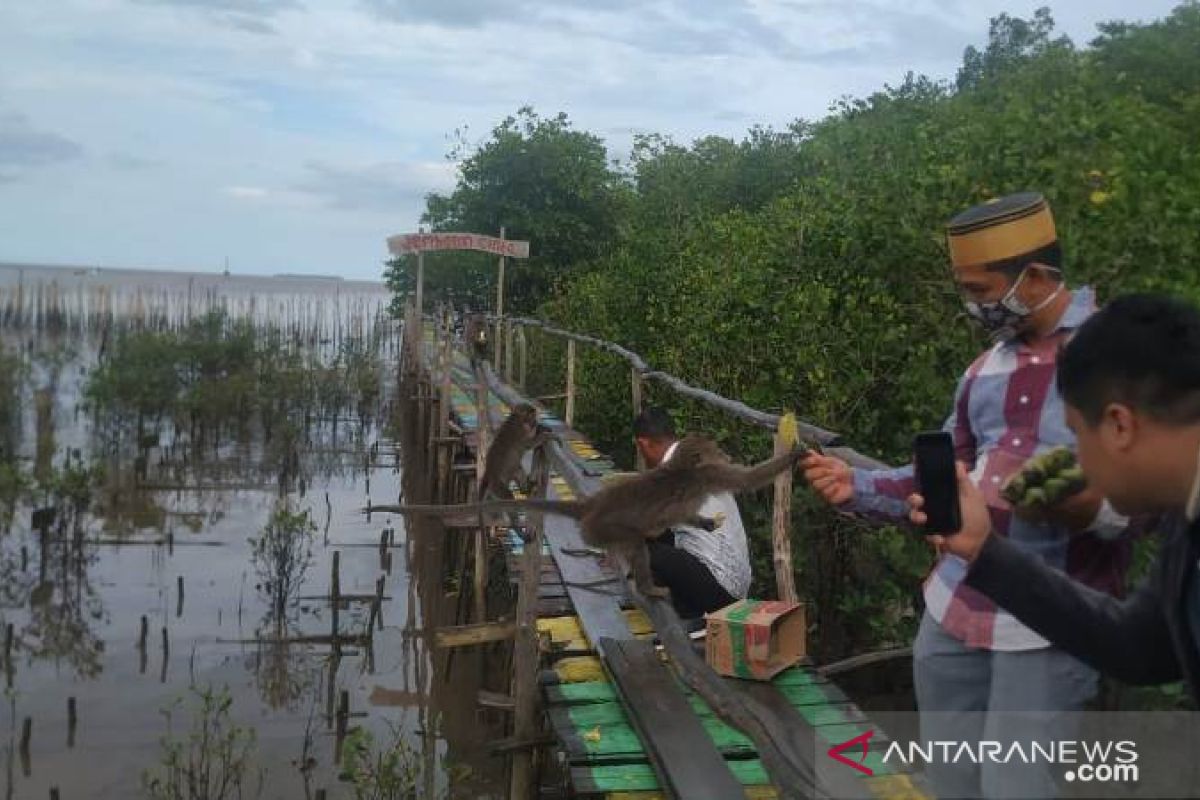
xmin=705 ymin=599 xmax=807 ymax=680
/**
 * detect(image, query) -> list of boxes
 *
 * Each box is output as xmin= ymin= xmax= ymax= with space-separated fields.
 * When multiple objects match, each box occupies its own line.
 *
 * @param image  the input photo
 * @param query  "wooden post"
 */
xmin=473 ymin=372 xmax=490 ymax=625
xmin=632 ymin=368 xmax=644 ymax=470
xmin=438 ymin=326 xmax=453 ymax=498
xmin=505 ymin=321 xmax=515 ymax=383
xmin=176 ymin=575 xmax=184 ymax=618
xmin=510 ymin=446 xmax=549 ymax=799
xmin=495 ymin=227 xmax=506 ymax=375
xmin=565 ymin=339 xmax=576 ymax=428
xmin=415 ymin=251 xmax=425 ymax=322
xmin=771 ymin=426 xmax=798 ymax=603
xmin=517 ymin=326 xmax=527 ymax=390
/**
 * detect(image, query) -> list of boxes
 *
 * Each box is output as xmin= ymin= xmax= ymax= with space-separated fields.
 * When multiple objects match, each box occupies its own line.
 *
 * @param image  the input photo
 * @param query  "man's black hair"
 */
xmin=1058 ymin=293 xmax=1200 ymax=426
xmin=984 ymin=241 xmax=1064 ymax=280
xmin=633 ymin=406 xmax=677 ymax=441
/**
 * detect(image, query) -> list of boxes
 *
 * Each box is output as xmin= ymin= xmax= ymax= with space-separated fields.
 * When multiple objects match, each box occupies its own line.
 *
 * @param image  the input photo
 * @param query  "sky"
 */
xmin=0 ymin=0 xmax=1184 ymax=280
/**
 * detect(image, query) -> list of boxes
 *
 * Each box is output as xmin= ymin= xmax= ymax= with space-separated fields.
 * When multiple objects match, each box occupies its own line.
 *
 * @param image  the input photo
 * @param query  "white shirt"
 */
xmin=660 ymin=441 xmax=753 ymax=598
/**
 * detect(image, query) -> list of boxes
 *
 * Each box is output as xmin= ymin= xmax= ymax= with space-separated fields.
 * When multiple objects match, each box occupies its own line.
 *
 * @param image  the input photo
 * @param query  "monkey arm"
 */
xmin=728 ymin=448 xmax=807 ymax=492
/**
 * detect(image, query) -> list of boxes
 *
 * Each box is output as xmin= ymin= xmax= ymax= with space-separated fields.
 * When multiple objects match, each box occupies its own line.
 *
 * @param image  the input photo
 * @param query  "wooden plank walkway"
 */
xmin=419 ymin=328 xmax=932 ymax=800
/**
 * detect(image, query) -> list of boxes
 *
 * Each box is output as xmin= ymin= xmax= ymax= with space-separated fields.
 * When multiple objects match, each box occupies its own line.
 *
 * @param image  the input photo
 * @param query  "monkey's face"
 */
xmin=513 ymin=404 xmax=539 ymax=434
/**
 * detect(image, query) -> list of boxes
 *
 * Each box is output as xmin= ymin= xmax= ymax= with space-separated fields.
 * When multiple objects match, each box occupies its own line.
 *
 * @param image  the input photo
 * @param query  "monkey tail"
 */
xmin=363 ymin=499 xmax=585 ymax=518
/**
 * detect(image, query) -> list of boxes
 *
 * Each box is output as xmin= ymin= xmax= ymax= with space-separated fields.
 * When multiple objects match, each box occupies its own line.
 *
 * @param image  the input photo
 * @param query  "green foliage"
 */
xmin=249 ymin=504 xmax=317 ymax=621
xmin=86 ymin=310 xmax=385 ymax=448
xmin=388 ymin=107 xmax=629 ymax=312
xmin=339 ymin=726 xmax=469 ymax=800
xmin=142 ymin=686 xmax=261 ymax=800
xmin=405 ymin=4 xmax=1200 ymax=659
xmin=0 ymin=348 xmax=26 ymax=462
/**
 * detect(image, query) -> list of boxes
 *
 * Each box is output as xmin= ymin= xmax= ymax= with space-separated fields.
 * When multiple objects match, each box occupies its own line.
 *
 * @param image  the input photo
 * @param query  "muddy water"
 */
xmin=0 ymin=269 xmax=507 ymax=799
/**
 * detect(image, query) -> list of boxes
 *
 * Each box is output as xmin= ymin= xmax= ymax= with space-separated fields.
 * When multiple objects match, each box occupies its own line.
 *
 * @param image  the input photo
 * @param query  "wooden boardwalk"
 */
xmin=418 ymin=328 xmax=931 ymax=800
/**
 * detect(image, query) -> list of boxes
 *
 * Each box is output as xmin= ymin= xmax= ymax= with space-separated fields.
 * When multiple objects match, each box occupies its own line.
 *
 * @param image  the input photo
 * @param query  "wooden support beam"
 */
xmin=510 ymin=446 xmax=550 ymax=800
xmin=477 ymin=690 xmax=515 ymax=710
xmin=434 ymin=620 xmax=516 ymax=649
xmin=565 ymin=339 xmax=576 ymax=428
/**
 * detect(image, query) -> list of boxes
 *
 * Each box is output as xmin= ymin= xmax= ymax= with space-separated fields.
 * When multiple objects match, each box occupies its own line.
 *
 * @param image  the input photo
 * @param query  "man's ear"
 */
xmin=1100 ymin=402 xmax=1138 ymax=451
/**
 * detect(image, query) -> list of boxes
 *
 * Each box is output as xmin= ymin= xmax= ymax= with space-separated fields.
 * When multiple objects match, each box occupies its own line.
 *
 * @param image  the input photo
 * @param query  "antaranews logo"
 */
xmin=825 ymin=732 xmax=1140 ymax=786
xmin=826 ymin=730 xmax=875 ymax=776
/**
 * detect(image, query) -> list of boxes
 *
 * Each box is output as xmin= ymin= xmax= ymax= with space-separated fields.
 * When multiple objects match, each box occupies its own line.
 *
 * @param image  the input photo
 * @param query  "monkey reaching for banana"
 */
xmin=369 ymin=435 xmax=807 ymax=597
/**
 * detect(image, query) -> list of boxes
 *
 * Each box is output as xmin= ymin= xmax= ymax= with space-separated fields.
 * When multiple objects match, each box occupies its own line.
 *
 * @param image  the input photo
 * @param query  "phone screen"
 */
xmin=913 ymin=431 xmax=962 ymax=534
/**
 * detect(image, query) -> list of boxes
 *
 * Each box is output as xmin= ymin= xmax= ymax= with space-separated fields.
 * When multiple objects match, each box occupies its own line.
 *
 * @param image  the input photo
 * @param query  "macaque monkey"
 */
xmin=480 ymin=404 xmax=556 ymax=500
xmin=369 ymin=436 xmax=807 ymax=597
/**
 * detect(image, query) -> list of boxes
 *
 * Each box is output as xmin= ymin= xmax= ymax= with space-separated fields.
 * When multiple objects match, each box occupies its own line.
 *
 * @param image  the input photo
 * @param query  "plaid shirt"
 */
xmin=847 ymin=286 xmax=1134 ymax=650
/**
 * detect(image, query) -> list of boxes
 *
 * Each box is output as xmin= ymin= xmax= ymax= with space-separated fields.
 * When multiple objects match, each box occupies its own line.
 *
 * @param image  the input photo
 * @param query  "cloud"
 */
xmin=360 ymin=0 xmax=640 ymax=29
xmin=0 ymin=112 xmax=83 ymax=179
xmin=132 ymin=0 xmax=301 ymax=16
xmin=224 ymin=185 xmax=270 ymax=199
xmin=215 ymin=14 xmax=279 ymax=35
xmin=130 ymin=0 xmax=304 ymax=34
xmin=292 ymin=159 xmax=456 ymax=212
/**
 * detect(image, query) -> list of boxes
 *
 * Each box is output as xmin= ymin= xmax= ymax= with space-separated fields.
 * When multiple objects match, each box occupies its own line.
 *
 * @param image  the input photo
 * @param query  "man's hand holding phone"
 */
xmin=908 ymin=462 xmax=993 ymax=563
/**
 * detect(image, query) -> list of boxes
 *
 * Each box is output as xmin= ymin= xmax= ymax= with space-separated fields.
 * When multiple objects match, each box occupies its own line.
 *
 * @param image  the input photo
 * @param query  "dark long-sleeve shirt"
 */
xmin=964 ymin=511 xmax=1200 ymax=704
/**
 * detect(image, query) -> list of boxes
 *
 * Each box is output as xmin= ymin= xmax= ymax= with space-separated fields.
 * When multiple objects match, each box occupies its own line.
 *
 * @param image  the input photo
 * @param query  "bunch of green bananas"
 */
xmin=1001 ymin=446 xmax=1087 ymax=510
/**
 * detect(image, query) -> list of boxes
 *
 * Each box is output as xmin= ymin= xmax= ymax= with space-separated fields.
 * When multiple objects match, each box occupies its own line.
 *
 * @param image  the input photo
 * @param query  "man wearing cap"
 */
xmin=802 ymin=193 xmax=1135 ymax=799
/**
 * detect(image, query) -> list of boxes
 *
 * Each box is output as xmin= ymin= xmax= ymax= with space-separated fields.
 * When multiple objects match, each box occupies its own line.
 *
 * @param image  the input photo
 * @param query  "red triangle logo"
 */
xmin=827 ymin=729 xmax=875 ymax=776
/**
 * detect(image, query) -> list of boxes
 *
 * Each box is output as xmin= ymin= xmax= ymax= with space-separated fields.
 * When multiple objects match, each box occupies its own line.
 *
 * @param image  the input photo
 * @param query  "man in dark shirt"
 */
xmin=910 ymin=293 xmax=1200 ymax=705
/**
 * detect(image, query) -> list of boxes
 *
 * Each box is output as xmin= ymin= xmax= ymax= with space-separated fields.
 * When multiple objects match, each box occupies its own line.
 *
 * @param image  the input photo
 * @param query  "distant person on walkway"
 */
xmin=463 ymin=311 xmax=489 ymax=367
xmin=912 ymin=293 xmax=1200 ymax=706
xmin=800 ymin=192 xmax=1136 ymax=799
xmin=633 ymin=407 xmax=751 ymax=619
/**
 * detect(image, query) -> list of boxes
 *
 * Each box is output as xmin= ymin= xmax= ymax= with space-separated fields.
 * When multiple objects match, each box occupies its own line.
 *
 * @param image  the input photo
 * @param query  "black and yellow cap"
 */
xmin=946 ymin=192 xmax=1057 ymax=268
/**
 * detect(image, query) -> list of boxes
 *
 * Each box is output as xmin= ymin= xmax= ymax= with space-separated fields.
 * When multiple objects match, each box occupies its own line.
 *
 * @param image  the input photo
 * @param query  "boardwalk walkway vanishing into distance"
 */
xmin=399 ymin=306 xmax=932 ymax=800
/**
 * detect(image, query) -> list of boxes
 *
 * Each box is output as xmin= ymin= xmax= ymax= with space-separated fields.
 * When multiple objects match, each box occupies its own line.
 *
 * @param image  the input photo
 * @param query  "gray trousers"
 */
xmin=913 ymin=612 xmax=1098 ymax=800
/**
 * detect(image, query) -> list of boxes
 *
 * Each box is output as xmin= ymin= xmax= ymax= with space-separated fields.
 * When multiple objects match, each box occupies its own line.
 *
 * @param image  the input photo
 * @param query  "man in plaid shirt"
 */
xmin=802 ymin=193 xmax=1133 ymax=799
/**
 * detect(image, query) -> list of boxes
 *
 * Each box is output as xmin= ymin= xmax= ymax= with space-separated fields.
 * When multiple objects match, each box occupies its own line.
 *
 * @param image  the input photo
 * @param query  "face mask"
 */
xmin=964 ymin=266 xmax=1063 ymax=342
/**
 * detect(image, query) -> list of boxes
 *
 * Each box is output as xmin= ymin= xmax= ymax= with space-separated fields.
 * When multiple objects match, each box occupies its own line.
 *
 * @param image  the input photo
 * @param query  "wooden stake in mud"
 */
xmin=20 ymin=717 xmax=31 ymax=776
xmin=510 ymin=446 xmax=550 ymax=799
xmin=176 ymin=575 xmax=185 ymax=618
xmin=67 ymin=697 xmax=77 ymax=748
xmin=160 ymin=627 xmax=169 ymax=683
xmin=330 ymin=551 xmax=341 ymax=651
xmin=373 ymin=576 xmax=385 ymax=631
xmin=138 ymin=615 xmax=149 ymax=674
xmin=772 ymin=417 xmax=799 ymax=604
xmin=4 ymin=622 xmax=12 ymax=687
xmin=335 ymin=690 xmax=349 ymax=765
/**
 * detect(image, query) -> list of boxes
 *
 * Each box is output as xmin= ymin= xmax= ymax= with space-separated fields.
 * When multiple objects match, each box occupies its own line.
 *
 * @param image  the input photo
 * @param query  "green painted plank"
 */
xmin=571 ymin=759 xmax=771 ymax=794
xmin=797 ymin=702 xmax=868 ymax=727
xmin=546 ymin=668 xmax=834 ymax=708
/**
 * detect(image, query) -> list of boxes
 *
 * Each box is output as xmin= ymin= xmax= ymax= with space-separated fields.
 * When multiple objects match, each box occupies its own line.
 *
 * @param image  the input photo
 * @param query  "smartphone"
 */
xmin=913 ymin=431 xmax=962 ymax=535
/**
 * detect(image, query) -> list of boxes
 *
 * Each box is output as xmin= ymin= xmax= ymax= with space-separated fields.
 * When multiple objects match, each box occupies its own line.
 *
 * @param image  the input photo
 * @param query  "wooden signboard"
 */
xmin=387 ymin=233 xmax=530 ymax=259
